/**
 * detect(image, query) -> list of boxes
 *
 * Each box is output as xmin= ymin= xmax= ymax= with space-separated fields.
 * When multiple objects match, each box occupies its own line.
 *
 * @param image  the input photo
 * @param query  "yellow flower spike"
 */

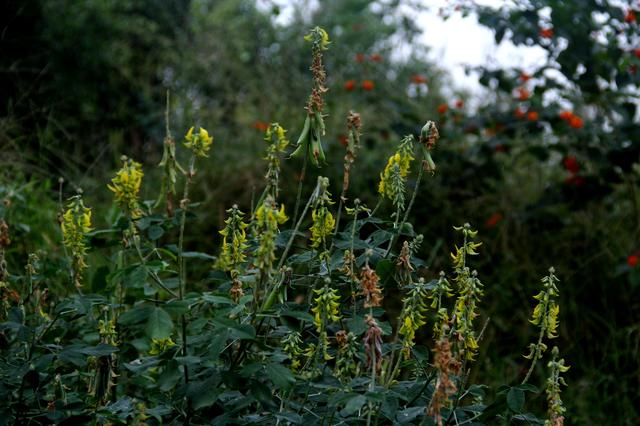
xmin=108 ymin=157 xmax=144 ymax=219
xmin=61 ymin=195 xmax=93 ymax=287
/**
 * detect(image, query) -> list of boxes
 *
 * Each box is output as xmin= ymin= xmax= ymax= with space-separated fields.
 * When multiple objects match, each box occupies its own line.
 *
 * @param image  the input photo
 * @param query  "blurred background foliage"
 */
xmin=1 ymin=0 xmax=639 ymax=423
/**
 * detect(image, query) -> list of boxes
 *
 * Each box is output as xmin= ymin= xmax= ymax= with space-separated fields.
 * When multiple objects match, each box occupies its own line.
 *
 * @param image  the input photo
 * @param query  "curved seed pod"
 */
xmin=290 ymin=115 xmax=311 ymax=158
xmin=314 ymin=110 xmax=326 ymax=136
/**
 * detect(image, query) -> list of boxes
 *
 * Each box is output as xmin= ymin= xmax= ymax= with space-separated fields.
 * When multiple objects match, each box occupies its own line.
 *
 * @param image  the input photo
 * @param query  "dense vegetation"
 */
xmin=1 ymin=0 xmax=638 ymax=424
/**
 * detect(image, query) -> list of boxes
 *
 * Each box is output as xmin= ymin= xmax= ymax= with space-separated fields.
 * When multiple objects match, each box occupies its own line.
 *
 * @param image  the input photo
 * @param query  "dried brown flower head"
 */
xmin=363 ymin=315 xmax=383 ymax=374
xmin=360 ymin=264 xmax=383 ymax=307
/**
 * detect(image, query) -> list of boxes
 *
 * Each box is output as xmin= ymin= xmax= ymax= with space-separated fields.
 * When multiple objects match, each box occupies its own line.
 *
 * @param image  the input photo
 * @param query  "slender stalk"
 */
xmin=291 ymin=146 xmax=309 ymax=226
xmin=366 ymin=308 xmax=377 ymax=426
xmin=522 ymin=325 xmax=545 ymax=384
xmin=177 ymin=154 xmax=196 ymax=425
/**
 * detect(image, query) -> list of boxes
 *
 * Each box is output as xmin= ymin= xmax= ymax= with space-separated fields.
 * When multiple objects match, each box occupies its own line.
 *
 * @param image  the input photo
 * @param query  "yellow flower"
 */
xmin=309 ymin=208 xmax=335 ymax=249
xmin=184 ymin=126 xmax=213 ymax=157
xmin=304 ymin=26 xmax=330 ymax=50
xmin=108 ymin=157 xmax=143 ymax=219
xmin=61 ymin=195 xmax=92 ymax=284
xmin=378 ymin=137 xmax=415 ymax=204
xmin=149 ymin=337 xmax=176 ymax=355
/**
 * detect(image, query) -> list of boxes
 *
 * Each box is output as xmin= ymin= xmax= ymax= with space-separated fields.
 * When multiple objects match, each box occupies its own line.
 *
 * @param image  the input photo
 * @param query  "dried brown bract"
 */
xmin=360 ymin=264 xmax=383 ymax=307
xmin=363 ymin=315 xmax=383 ymax=374
xmin=427 ymin=338 xmax=461 ymax=426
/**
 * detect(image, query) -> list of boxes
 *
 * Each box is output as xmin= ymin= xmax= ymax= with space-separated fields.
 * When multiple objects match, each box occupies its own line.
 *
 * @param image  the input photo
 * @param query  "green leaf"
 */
xmin=340 ymin=394 xmax=367 ymax=417
xmin=147 ymin=224 xmax=164 ymax=240
xmin=188 ymin=372 xmax=221 ymax=410
xmin=513 ymin=413 xmax=544 ymax=424
xmin=212 ymin=317 xmax=255 ymax=340
xmin=118 ymin=305 xmax=153 ymax=326
xmin=181 ymin=251 xmax=215 ymax=260
xmin=80 ymin=343 xmax=119 ymax=357
xmin=395 ymin=406 xmax=424 ymax=424
xmin=507 ymin=387 xmax=525 ymax=413
xmin=265 ymin=363 xmax=295 ymax=389
xmin=157 ymin=360 xmax=181 ymax=392
xmin=124 ymin=265 xmax=147 ymax=289
xmin=280 ymin=309 xmax=314 ymax=323
xmin=146 ymin=307 xmax=174 ymax=339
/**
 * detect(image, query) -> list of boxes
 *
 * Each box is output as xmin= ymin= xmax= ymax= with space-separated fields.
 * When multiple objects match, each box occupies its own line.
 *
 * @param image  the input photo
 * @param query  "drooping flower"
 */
xmin=308 ymin=177 xmax=334 ymax=260
xmin=311 ymin=283 xmax=341 ymax=361
xmin=378 ymin=136 xmax=415 ymax=208
xmin=108 ymin=157 xmax=144 ymax=219
xmin=61 ymin=195 xmax=92 ymax=287
xmin=216 ymin=205 xmax=249 ymax=272
xmin=254 ymin=196 xmax=288 ymax=273
xmin=183 ymin=126 xmax=213 ymax=157
xmin=263 ymin=123 xmax=289 ymax=199
xmin=398 ymin=278 xmax=429 ymax=358
xmin=149 ymin=337 xmax=176 ymax=355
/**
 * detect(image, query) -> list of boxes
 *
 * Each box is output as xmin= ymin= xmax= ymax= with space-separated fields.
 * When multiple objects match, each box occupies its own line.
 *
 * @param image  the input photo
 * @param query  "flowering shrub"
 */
xmin=0 ymin=27 xmax=572 ymax=425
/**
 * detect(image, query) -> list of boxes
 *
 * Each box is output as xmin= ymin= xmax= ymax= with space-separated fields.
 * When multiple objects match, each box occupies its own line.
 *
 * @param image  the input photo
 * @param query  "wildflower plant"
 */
xmin=0 ymin=26 xmax=571 ymax=426
xmin=60 ymin=194 xmax=92 ymax=288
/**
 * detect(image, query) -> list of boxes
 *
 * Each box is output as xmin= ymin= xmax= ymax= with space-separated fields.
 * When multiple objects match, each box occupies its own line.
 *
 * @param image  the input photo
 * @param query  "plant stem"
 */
xmin=291 ymin=145 xmax=309 ymax=226
xmin=522 ymin=326 xmax=545 ymax=385
xmin=177 ymin=154 xmax=196 ymax=425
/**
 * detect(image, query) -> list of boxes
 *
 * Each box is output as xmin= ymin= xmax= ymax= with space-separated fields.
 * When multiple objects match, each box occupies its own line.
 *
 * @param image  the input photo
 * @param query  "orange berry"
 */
xmin=527 ymin=111 xmax=539 ymax=121
xmin=362 ymin=80 xmax=375 ymax=91
xmin=355 ymin=53 xmax=365 ymax=63
xmin=437 ymin=103 xmax=448 ymax=114
xmin=370 ymin=53 xmax=383 ymax=62
xmin=344 ymin=80 xmax=356 ymax=91
xmin=569 ymin=116 xmax=584 ymax=129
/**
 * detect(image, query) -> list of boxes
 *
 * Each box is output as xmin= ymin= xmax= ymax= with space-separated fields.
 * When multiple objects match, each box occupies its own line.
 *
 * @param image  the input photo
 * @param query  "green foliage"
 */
xmin=0 ymin=27 xmax=573 ymax=424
